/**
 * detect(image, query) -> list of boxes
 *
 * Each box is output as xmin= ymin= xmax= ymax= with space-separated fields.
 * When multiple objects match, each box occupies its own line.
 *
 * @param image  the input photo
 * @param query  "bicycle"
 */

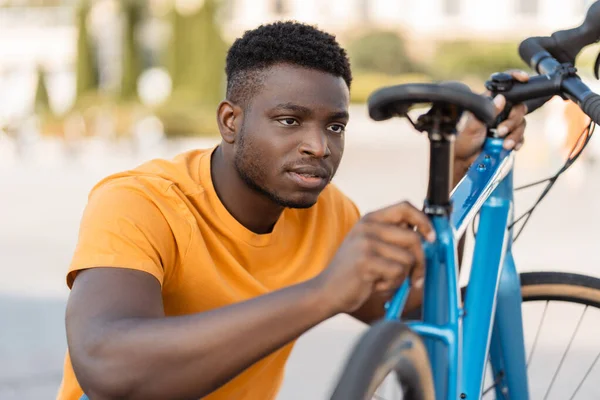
xmin=330 ymin=2 xmax=600 ymax=399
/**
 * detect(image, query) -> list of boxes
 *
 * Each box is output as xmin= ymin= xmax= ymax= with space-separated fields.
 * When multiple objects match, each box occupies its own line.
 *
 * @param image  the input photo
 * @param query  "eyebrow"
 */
xmin=272 ymin=103 xmax=312 ymax=115
xmin=329 ymin=111 xmax=350 ymax=121
xmin=272 ymin=103 xmax=349 ymax=120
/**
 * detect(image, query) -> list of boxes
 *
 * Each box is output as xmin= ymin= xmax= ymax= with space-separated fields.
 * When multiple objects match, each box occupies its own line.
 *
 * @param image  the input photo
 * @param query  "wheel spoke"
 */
xmin=543 ymin=305 xmax=588 ymax=400
xmin=569 ymin=346 xmax=600 ymax=399
xmin=527 ymin=300 xmax=549 ymax=368
xmin=482 ymin=370 xmax=505 ymax=397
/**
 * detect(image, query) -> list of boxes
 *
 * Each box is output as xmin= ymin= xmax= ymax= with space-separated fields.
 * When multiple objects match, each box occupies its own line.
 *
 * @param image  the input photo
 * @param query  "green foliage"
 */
xmin=350 ymin=72 xmax=431 ymax=104
xmin=348 ymin=31 xmax=415 ymax=75
xmin=74 ymin=0 xmax=99 ymax=102
xmin=154 ymin=98 xmax=218 ymax=138
xmin=119 ymin=1 xmax=144 ymax=101
xmin=431 ymin=41 xmax=528 ymax=81
xmin=167 ymin=0 xmax=226 ymax=107
xmin=34 ymin=66 xmax=51 ymax=115
xmin=34 ymin=65 xmax=65 ymax=137
xmin=159 ymin=0 xmax=227 ymax=137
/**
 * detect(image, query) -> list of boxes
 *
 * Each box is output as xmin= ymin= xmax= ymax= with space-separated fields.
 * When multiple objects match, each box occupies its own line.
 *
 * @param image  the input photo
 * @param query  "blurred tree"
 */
xmin=120 ymin=0 xmax=145 ymax=101
xmin=35 ymin=64 xmax=64 ymax=137
xmin=74 ymin=0 xmax=99 ymax=102
xmin=34 ymin=65 xmax=52 ymax=115
xmin=431 ymin=41 xmax=527 ymax=81
xmin=168 ymin=0 xmax=226 ymax=106
xmin=348 ymin=31 xmax=415 ymax=75
xmin=157 ymin=0 xmax=227 ymax=137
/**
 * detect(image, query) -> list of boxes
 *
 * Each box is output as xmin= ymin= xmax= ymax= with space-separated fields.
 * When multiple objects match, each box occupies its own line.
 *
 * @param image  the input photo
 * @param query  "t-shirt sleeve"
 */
xmin=67 ymin=180 xmax=177 ymax=289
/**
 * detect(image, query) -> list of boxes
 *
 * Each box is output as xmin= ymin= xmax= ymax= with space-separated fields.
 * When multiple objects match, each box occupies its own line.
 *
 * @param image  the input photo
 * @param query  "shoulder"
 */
xmin=89 ymin=148 xmax=211 ymax=200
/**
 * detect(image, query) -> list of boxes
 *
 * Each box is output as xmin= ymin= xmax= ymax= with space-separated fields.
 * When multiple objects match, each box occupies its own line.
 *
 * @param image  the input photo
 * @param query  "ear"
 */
xmin=217 ymin=100 xmax=243 ymax=144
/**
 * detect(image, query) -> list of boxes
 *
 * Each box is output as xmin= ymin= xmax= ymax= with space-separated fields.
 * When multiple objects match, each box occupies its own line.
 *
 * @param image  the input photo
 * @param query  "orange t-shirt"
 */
xmin=57 ymin=147 xmax=360 ymax=400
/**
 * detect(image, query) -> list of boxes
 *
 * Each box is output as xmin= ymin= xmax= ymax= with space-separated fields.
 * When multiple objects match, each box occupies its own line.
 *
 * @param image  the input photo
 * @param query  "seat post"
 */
xmin=423 ymin=107 xmax=456 ymax=216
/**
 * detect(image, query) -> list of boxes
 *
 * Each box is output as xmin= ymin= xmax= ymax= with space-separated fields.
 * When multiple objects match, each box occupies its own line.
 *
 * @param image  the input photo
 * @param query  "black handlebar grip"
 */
xmin=551 ymin=0 xmax=600 ymax=65
xmin=581 ymin=93 xmax=600 ymax=125
xmin=519 ymin=1 xmax=600 ymax=70
xmin=518 ymin=37 xmax=554 ymax=71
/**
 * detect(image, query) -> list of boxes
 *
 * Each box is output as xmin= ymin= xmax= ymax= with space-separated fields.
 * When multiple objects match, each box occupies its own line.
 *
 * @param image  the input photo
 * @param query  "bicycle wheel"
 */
xmin=330 ymin=320 xmax=435 ymax=400
xmin=483 ymin=271 xmax=600 ymax=399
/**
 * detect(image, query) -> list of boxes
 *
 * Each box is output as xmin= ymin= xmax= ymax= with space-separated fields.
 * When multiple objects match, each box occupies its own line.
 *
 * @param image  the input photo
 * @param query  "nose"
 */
xmin=298 ymin=128 xmax=331 ymax=159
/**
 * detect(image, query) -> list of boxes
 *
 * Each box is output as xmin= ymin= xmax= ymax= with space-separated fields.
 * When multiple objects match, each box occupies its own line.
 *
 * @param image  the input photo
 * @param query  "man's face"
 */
xmin=233 ymin=64 xmax=350 ymax=209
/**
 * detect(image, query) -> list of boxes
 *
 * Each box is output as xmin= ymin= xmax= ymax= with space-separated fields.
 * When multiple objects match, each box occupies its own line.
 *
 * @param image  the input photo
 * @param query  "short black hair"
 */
xmin=225 ymin=21 xmax=352 ymax=106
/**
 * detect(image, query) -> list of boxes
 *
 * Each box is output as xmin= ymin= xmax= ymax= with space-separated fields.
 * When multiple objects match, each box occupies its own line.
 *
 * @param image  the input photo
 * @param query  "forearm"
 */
xmin=74 ymin=279 xmax=334 ymax=400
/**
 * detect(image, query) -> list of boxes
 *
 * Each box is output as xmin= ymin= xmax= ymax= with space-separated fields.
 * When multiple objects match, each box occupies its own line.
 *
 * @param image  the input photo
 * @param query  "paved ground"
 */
xmin=2 ymin=104 xmax=600 ymax=399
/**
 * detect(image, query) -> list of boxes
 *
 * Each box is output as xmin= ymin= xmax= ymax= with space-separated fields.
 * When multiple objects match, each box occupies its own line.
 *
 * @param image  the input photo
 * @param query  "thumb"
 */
xmin=493 ymin=95 xmax=506 ymax=115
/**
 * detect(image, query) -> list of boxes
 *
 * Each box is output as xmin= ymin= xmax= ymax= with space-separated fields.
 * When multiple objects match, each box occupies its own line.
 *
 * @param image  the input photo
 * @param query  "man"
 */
xmin=58 ymin=22 xmax=527 ymax=400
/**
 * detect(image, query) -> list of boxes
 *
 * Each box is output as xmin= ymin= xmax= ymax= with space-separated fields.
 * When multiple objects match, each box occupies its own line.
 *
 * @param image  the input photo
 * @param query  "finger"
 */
xmin=364 ymin=224 xmax=426 ymax=290
xmin=493 ymin=95 xmax=506 ymax=116
xmin=367 ymin=255 xmax=409 ymax=290
xmin=409 ymin=249 xmax=426 ymax=289
xmin=515 ymin=138 xmax=525 ymax=151
xmin=374 ymin=268 xmax=408 ymax=297
xmin=364 ymin=202 xmax=435 ymax=242
xmin=505 ymin=69 xmax=530 ymax=83
xmin=411 ymin=269 xmax=426 ymax=289
xmin=363 ymin=223 xmax=425 ymax=273
xmin=497 ymin=103 xmax=527 ymax=137
xmin=369 ymin=237 xmax=417 ymax=270
xmin=503 ymin=120 xmax=526 ymax=150
xmin=374 ymin=275 xmax=406 ymax=293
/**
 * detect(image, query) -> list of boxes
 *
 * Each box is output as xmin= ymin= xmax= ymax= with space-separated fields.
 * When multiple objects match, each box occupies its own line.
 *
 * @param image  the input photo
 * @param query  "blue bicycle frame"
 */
xmin=384 ymin=137 xmax=530 ymax=400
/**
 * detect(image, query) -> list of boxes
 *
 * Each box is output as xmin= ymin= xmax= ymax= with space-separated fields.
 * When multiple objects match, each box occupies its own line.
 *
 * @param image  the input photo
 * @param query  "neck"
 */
xmin=210 ymin=146 xmax=284 ymax=234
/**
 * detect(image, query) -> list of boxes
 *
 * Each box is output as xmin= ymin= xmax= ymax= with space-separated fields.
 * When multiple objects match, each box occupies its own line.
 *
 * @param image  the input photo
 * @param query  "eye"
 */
xmin=327 ymin=124 xmax=346 ymax=134
xmin=278 ymin=118 xmax=300 ymax=127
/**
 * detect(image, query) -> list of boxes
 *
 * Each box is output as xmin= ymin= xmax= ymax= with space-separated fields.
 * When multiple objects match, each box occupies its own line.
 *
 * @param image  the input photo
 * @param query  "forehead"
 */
xmin=252 ymin=64 xmax=349 ymax=112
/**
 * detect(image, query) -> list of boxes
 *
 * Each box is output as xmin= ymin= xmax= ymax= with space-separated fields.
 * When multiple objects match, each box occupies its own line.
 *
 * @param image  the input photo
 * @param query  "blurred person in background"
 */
xmin=58 ymin=21 xmax=528 ymax=400
xmin=564 ymin=100 xmax=591 ymax=157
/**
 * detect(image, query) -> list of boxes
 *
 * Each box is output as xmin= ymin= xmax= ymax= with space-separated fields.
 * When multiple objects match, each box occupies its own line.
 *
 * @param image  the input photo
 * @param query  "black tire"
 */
xmin=519 ymin=271 xmax=600 ymax=306
xmin=330 ymin=320 xmax=435 ymax=400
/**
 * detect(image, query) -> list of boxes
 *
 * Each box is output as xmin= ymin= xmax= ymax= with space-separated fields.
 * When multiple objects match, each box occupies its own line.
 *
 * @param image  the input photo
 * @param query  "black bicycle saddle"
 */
xmin=367 ymin=82 xmax=497 ymax=128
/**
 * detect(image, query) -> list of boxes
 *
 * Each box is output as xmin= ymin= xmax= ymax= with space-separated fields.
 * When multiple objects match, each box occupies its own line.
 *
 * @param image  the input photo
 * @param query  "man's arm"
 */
xmin=67 ymin=201 xmax=434 ymax=400
xmin=67 ymin=267 xmax=334 ymax=400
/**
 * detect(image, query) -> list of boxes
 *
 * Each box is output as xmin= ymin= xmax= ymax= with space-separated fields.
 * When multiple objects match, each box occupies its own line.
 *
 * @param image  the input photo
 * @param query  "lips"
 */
xmin=286 ymin=165 xmax=330 ymax=189
xmin=288 ymin=165 xmax=329 ymax=179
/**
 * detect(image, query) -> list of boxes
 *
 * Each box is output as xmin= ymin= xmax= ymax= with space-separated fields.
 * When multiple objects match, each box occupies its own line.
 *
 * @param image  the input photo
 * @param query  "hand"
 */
xmin=313 ymin=201 xmax=435 ymax=314
xmin=454 ymin=70 xmax=530 ymax=167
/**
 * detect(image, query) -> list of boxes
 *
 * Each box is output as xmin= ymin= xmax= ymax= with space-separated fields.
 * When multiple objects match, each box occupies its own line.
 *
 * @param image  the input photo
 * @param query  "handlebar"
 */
xmin=519 ymin=1 xmax=600 ymax=73
xmin=490 ymin=1 xmax=600 ymax=125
